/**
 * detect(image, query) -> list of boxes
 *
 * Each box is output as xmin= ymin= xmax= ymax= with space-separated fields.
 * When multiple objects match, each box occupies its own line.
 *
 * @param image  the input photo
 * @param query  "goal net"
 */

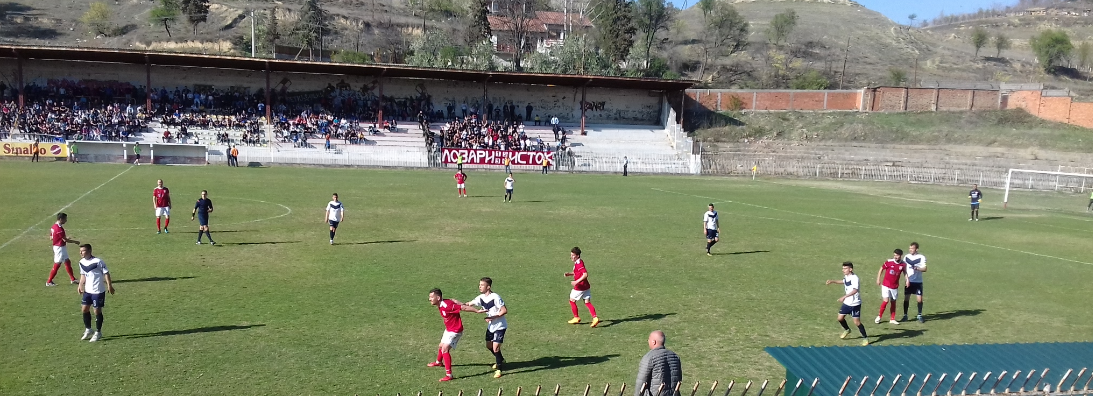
xmin=1002 ymin=168 xmax=1093 ymax=212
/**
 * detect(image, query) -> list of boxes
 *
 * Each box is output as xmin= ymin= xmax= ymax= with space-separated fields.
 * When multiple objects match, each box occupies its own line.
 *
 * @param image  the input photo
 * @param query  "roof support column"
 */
xmin=145 ymin=55 xmax=153 ymax=113
xmin=580 ymin=83 xmax=587 ymax=135
xmin=377 ymin=77 xmax=384 ymax=125
xmin=264 ymin=62 xmax=272 ymax=122
xmin=482 ymin=76 xmax=491 ymax=123
xmin=15 ymin=50 xmax=23 ymax=111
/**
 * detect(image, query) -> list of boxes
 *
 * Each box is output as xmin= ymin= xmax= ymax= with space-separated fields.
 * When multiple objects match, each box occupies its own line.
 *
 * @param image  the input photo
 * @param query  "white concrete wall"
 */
xmin=70 ymin=141 xmax=206 ymax=165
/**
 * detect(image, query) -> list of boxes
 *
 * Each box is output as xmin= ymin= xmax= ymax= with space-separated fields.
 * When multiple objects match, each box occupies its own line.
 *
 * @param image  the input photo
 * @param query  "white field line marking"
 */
xmin=0 ymin=197 xmax=293 ymax=232
xmin=0 ymin=166 xmax=134 ymax=251
xmin=653 ymin=188 xmax=1093 ymax=267
xmin=217 ymin=196 xmax=293 ymax=225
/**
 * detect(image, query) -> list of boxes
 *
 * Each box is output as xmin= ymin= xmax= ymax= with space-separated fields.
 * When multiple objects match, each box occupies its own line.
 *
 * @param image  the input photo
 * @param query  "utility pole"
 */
xmin=250 ymin=10 xmax=256 ymax=57
xmin=839 ymin=36 xmax=851 ymax=89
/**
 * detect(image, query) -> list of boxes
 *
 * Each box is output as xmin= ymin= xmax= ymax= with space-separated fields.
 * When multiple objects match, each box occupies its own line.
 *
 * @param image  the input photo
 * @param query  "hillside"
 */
xmin=3 ymin=0 xmax=1093 ymax=93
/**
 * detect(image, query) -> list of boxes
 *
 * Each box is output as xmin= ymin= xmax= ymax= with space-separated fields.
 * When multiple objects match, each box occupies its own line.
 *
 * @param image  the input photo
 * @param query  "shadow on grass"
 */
xmin=928 ymin=309 xmax=984 ymax=321
xmin=716 ymin=250 xmax=770 ymax=255
xmin=522 ymin=200 xmax=551 ymax=203
xmin=219 ymin=241 xmax=300 ymax=246
xmin=979 ymin=216 xmax=1004 ymax=221
xmin=872 ymin=328 xmax=926 ymax=344
xmin=597 ymin=313 xmax=676 ymax=328
xmin=348 ymin=239 xmax=416 ymax=245
xmin=113 ymin=324 xmax=266 ymax=340
xmin=112 ymin=276 xmax=195 ymax=284
xmin=505 ymin=354 xmax=622 ymax=375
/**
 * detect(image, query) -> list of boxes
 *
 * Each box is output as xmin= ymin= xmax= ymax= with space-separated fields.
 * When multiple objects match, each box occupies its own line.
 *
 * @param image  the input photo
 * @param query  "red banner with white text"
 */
xmin=442 ymin=148 xmax=554 ymax=166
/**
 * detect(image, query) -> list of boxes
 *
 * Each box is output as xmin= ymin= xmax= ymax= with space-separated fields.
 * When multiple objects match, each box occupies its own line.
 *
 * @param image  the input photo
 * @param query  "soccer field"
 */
xmin=1 ymin=161 xmax=1090 ymax=395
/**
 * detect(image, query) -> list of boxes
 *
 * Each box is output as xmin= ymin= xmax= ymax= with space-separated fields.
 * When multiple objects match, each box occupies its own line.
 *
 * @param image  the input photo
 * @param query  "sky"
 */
xmin=855 ymin=0 xmax=1014 ymax=24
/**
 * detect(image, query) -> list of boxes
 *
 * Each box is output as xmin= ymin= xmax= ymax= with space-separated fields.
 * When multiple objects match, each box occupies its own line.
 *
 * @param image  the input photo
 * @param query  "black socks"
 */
xmin=83 ymin=312 xmax=92 ymax=328
xmin=838 ymin=319 xmax=850 ymax=331
xmin=96 ymin=312 xmax=103 ymax=331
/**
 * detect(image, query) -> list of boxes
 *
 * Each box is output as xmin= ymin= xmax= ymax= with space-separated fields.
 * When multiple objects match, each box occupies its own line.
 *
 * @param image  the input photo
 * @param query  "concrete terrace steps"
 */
xmin=708 ymin=143 xmax=1093 ymax=169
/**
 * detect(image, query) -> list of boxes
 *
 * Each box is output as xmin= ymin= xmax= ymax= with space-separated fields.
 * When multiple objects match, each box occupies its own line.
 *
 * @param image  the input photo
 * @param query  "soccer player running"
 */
xmin=153 ymin=179 xmax=172 ymax=234
xmin=826 ymin=262 xmax=869 ymax=346
xmin=46 ymin=213 xmax=80 ymax=287
xmin=564 ymin=247 xmax=600 ymax=327
xmin=503 ymin=173 xmax=515 ymax=202
xmin=426 ymin=288 xmax=481 ymax=382
xmin=703 ymin=204 xmax=720 ymax=256
xmin=875 ymin=249 xmax=906 ymax=325
xmin=968 ymin=184 xmax=983 ymax=221
xmin=462 ymin=277 xmax=509 ymax=378
xmin=455 ymin=170 xmax=468 ymax=198
xmin=77 ymin=244 xmax=114 ymax=342
xmin=191 ymin=190 xmax=215 ymax=245
xmin=901 ymin=242 xmax=928 ymax=323
xmin=325 ymin=193 xmax=344 ymax=245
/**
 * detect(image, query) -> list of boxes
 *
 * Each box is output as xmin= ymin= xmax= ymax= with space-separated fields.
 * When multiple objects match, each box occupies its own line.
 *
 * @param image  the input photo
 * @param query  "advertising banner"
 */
xmin=441 ymin=148 xmax=554 ymax=166
xmin=2 ymin=142 xmax=69 ymax=157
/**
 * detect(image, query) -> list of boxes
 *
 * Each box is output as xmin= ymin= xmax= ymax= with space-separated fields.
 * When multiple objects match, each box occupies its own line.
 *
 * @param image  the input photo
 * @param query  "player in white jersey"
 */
xmin=77 ymin=244 xmax=115 ymax=342
xmin=503 ymin=174 xmax=515 ymax=202
xmin=703 ymin=204 xmax=720 ymax=256
xmin=901 ymin=242 xmax=928 ymax=323
xmin=826 ymin=262 xmax=869 ymax=346
xmin=325 ymin=193 xmax=344 ymax=245
xmin=463 ymin=277 xmax=508 ymax=378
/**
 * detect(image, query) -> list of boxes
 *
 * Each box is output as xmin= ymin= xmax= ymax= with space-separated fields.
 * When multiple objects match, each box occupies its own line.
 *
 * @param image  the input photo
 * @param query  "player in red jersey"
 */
xmin=564 ymin=247 xmax=600 ymax=327
xmin=46 ymin=213 xmax=80 ymax=287
xmin=427 ymin=288 xmax=481 ymax=382
xmin=454 ymin=170 xmax=468 ymax=197
xmin=153 ymin=179 xmax=172 ymax=234
xmin=875 ymin=249 xmax=906 ymax=325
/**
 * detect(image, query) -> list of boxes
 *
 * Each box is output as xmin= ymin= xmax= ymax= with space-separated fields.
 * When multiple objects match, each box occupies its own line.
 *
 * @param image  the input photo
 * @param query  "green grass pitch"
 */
xmin=1 ymin=161 xmax=1090 ymax=395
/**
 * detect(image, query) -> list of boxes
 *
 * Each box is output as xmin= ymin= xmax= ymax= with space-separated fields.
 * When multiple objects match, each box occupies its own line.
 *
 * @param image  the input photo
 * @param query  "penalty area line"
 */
xmin=0 ymin=165 xmax=135 ymax=252
xmin=652 ymin=188 xmax=1093 ymax=267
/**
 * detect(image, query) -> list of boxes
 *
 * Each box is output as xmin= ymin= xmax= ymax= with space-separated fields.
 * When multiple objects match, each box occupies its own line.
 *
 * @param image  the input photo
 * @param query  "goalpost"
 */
xmin=1002 ymin=168 xmax=1093 ymax=208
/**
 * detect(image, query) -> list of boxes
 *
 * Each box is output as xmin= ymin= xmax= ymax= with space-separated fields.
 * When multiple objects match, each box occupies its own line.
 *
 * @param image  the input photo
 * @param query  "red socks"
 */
xmin=441 ymin=351 xmax=452 ymax=375
xmin=890 ymin=301 xmax=897 ymax=319
xmin=585 ymin=302 xmax=598 ymax=317
xmin=156 ymin=218 xmax=161 ymax=230
xmin=878 ymin=301 xmax=889 ymax=317
xmin=48 ymin=263 xmax=60 ymax=283
xmin=569 ymin=301 xmax=579 ymax=317
xmin=63 ymin=259 xmax=75 ymax=281
xmin=164 ymin=218 xmax=170 ymax=228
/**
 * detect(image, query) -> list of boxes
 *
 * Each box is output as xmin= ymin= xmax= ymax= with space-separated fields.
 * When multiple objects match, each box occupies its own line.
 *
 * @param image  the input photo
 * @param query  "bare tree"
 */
xmin=699 ymin=0 xmax=748 ymax=82
xmin=494 ymin=0 xmax=542 ymax=71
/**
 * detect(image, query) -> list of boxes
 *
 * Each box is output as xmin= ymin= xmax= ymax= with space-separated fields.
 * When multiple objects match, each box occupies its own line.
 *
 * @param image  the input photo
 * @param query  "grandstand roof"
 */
xmin=0 ymin=45 xmax=692 ymax=91
xmin=766 ymin=342 xmax=1093 ymax=395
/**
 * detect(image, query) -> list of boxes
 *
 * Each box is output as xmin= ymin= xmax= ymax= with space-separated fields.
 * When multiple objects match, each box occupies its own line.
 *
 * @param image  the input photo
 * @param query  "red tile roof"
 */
xmin=489 ymin=11 xmax=593 ymax=33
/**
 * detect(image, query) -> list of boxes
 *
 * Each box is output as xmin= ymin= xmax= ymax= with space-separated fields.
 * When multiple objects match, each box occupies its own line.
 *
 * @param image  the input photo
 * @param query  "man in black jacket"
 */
xmin=635 ymin=330 xmax=682 ymax=396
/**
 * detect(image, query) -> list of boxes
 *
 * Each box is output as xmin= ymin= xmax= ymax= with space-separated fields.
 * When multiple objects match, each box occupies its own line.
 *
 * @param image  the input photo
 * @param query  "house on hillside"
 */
xmin=1027 ymin=7 xmax=1047 ymax=15
xmin=488 ymin=11 xmax=593 ymax=55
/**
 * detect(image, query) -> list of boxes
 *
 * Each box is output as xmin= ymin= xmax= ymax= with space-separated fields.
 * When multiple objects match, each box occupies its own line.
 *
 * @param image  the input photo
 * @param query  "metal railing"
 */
xmin=837 ymin=367 xmax=1092 ymax=396
xmin=391 ymin=379 xmax=818 ymax=396
xmin=701 ymin=153 xmax=1093 ymax=193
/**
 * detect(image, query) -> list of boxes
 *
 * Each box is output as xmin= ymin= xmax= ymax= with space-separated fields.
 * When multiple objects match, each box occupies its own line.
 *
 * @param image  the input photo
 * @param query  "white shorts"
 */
xmin=881 ymin=286 xmax=898 ymax=300
xmin=53 ymin=245 xmax=68 ymax=263
xmin=570 ymin=289 xmax=591 ymax=301
xmin=457 ymin=183 xmax=465 ymax=189
xmin=440 ymin=331 xmax=462 ymax=349
xmin=155 ymin=207 xmax=170 ymax=217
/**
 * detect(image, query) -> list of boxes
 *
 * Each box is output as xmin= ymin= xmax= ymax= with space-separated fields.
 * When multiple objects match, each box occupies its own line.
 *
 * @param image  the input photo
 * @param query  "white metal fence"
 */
xmin=231 ymin=146 xmax=430 ymax=168
xmin=567 ymin=151 xmax=694 ymax=174
xmin=701 ymin=153 xmax=1093 ymax=193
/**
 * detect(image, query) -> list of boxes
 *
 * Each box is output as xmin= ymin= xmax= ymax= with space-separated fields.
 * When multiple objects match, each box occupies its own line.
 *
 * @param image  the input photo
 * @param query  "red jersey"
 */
xmin=572 ymin=258 xmax=591 ymax=291
xmin=153 ymin=187 xmax=171 ymax=207
xmin=881 ymin=260 xmax=905 ymax=289
xmin=50 ymin=223 xmax=66 ymax=246
xmin=437 ymin=299 xmax=464 ymax=333
xmin=454 ymin=173 xmax=467 ymax=184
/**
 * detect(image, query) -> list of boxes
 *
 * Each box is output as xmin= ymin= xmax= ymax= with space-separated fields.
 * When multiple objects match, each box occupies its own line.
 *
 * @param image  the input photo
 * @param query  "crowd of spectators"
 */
xmin=433 ymin=115 xmax=566 ymax=152
xmin=0 ymin=78 xmax=568 ymax=153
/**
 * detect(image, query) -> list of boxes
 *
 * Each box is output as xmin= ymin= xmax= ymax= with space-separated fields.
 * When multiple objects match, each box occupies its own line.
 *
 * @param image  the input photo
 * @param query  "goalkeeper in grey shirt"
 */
xmin=635 ymin=330 xmax=682 ymax=396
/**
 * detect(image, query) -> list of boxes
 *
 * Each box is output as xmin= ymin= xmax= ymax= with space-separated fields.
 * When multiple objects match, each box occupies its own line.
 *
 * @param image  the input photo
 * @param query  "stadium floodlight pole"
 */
xmin=251 ymin=10 xmax=256 ymax=58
